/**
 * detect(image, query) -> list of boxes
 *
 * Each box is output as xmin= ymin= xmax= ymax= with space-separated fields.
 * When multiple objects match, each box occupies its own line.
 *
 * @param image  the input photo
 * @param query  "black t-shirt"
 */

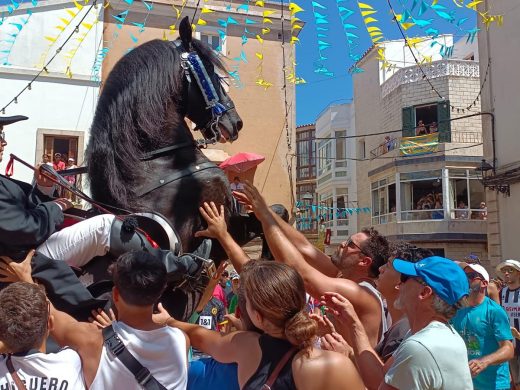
xmin=374 ymin=317 xmax=410 ymax=362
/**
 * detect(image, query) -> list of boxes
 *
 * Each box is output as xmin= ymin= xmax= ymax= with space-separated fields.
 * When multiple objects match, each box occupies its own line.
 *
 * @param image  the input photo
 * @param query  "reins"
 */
xmin=5 ymin=154 xmax=160 ymax=248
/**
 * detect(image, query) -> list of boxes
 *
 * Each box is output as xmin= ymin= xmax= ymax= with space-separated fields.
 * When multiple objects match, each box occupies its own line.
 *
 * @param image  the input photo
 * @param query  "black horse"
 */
xmin=85 ymin=18 xmax=254 ymax=320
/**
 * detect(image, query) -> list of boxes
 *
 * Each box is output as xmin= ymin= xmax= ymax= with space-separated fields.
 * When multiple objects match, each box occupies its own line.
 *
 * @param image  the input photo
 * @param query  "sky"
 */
xmin=294 ymin=0 xmax=477 ymax=125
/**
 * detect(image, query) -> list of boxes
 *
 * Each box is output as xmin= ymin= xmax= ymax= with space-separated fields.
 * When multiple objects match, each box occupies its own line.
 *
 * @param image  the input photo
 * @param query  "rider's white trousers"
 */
xmin=37 ymin=214 xmax=115 ymax=267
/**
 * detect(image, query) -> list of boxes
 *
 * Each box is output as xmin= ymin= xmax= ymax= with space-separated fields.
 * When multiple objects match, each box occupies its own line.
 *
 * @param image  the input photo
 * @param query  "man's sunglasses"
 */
xmin=400 ymin=273 xmax=427 ymax=286
xmin=346 ymin=237 xmax=366 ymax=255
xmin=466 ymin=271 xmax=484 ymax=281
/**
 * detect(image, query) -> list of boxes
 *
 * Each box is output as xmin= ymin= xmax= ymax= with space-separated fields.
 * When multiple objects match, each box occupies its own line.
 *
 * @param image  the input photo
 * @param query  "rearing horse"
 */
xmin=86 ymin=18 xmax=244 ymax=319
xmin=87 ymin=18 xmax=242 ymax=252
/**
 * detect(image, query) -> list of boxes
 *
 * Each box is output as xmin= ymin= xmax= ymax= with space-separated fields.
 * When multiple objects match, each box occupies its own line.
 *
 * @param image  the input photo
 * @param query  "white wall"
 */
xmin=0 ymin=0 xmax=102 ymax=182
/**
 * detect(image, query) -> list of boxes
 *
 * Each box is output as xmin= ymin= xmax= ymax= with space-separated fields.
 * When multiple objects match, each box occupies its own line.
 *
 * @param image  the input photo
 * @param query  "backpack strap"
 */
xmin=6 ymin=355 xmax=27 ymax=390
xmin=102 ymin=325 xmax=167 ymax=390
xmin=261 ymin=346 xmax=298 ymax=390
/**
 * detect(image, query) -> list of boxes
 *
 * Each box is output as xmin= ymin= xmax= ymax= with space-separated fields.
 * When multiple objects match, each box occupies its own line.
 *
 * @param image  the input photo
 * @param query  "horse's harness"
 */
xmin=134 ymin=41 xmax=235 ymax=198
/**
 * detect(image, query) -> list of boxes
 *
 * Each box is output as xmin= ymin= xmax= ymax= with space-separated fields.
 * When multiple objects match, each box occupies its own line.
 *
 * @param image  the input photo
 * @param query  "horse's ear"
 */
xmin=179 ymin=16 xmax=192 ymax=50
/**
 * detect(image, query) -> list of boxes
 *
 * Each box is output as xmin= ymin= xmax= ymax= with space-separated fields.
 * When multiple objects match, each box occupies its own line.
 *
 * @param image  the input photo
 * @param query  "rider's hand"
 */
xmin=88 ymin=308 xmax=116 ymax=329
xmin=53 ymin=198 xmax=73 ymax=211
xmin=0 ymin=249 xmax=35 ymax=284
xmin=195 ymin=202 xmax=228 ymax=240
xmin=35 ymin=164 xmax=55 ymax=187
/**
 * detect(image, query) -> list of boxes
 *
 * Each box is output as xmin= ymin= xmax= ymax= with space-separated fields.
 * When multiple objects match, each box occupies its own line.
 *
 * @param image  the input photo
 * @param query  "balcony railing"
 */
xmin=370 ymin=131 xmax=482 ymax=159
xmin=381 ymin=59 xmax=480 ymax=98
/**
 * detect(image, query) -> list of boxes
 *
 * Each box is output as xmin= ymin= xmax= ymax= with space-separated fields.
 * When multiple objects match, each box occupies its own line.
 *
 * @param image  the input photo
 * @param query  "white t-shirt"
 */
xmin=0 ymin=348 xmax=85 ymax=390
xmin=385 ymin=321 xmax=473 ymax=390
xmin=90 ymin=321 xmax=188 ymax=390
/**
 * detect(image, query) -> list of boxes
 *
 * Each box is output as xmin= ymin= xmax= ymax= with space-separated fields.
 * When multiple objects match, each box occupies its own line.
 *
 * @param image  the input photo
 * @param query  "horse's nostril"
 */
xmin=236 ymin=120 xmax=243 ymax=132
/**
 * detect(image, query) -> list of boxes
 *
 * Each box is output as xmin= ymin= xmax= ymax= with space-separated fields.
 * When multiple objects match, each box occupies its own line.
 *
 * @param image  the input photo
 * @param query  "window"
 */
xmin=335 ymin=131 xmax=347 ymax=168
xmin=200 ymin=34 xmax=221 ymax=52
xmin=399 ymin=170 xmax=443 ymax=221
xmin=317 ymin=139 xmax=333 ymax=177
xmin=296 ymin=129 xmax=316 ymax=181
xmin=358 ymin=139 xmax=365 ymax=159
xmin=448 ymin=169 xmax=485 ymax=220
xmin=402 ymin=101 xmax=451 ymax=141
xmin=371 ymin=177 xmax=396 ymax=224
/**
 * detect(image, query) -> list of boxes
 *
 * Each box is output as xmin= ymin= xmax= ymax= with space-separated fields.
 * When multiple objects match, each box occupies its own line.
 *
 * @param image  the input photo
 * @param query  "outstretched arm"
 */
xmin=234 ymin=189 xmax=338 ymax=277
xmin=237 ymin=183 xmax=382 ymax=346
xmin=195 ymin=202 xmax=250 ymax=274
xmin=323 ymin=292 xmax=385 ymax=390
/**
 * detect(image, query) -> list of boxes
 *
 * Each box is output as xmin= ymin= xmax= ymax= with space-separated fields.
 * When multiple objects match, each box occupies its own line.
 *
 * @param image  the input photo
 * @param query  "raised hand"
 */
xmin=320 ymin=332 xmax=354 ymax=358
xmin=195 ymin=202 xmax=228 ymax=240
xmin=88 ymin=308 xmax=116 ymax=329
xmin=152 ymin=302 xmax=175 ymax=326
xmin=240 ymin=181 xmax=270 ymax=218
xmin=0 ymin=249 xmax=35 ymax=283
xmin=321 ymin=291 xmax=360 ymax=327
xmin=309 ymin=312 xmax=336 ymax=337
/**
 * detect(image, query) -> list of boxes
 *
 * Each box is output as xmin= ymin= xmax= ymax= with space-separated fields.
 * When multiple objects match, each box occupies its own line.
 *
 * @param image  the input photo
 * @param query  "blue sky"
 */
xmin=294 ymin=0 xmax=477 ymax=125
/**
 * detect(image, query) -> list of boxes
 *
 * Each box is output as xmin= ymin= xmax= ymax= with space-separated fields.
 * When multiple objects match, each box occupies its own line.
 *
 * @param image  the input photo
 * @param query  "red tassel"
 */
xmin=5 ymin=155 xmax=14 ymax=177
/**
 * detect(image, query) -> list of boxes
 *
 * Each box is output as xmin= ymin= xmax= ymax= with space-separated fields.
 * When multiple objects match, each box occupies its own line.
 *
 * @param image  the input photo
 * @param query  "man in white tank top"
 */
xmin=0 ymin=250 xmax=189 ymax=389
xmin=0 ymin=282 xmax=85 ymax=390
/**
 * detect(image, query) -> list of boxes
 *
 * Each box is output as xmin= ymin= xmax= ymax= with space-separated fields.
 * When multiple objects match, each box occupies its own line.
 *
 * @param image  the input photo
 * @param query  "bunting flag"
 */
xmin=35 ymin=0 xmax=85 ymax=70
xmin=310 ymin=1 xmax=333 ymax=77
xmin=230 ymin=0 xmax=253 ymax=88
xmin=286 ymin=2 xmax=306 ymax=84
xmin=0 ymin=11 xmax=32 ymax=66
xmin=336 ymin=0 xmax=363 ymax=73
xmin=357 ymin=1 xmax=384 ymax=44
xmin=166 ymin=0 xmax=187 ymax=37
xmin=196 ymin=0 xmax=213 ymax=27
xmin=64 ymin=14 xmax=99 ymax=78
xmin=255 ymin=5 xmax=274 ymax=89
xmin=294 ymin=201 xmax=371 ymax=229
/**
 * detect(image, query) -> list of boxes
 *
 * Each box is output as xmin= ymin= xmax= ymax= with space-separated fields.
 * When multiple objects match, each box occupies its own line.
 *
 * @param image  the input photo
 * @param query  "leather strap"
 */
xmin=6 ymin=355 xmax=27 ymax=390
xmin=137 ymin=161 xmax=218 ymax=198
xmin=139 ymin=141 xmax=196 ymax=161
xmin=262 ymin=346 xmax=298 ymax=390
xmin=102 ymin=325 xmax=167 ymax=390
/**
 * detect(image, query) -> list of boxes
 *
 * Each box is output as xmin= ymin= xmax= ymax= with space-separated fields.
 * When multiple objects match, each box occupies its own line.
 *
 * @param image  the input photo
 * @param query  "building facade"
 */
xmin=0 ymin=0 xmax=102 ymax=183
xmin=295 ymin=123 xmax=317 ymax=233
xmin=478 ymin=0 xmax=520 ymax=265
xmin=102 ymin=0 xmax=298 ymax=208
xmin=353 ymin=36 xmax=487 ymax=261
xmin=315 ymin=103 xmax=358 ymax=248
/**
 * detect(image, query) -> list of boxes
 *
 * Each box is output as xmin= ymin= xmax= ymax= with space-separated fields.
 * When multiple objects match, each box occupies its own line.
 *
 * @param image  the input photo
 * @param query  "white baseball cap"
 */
xmin=464 ymin=263 xmax=490 ymax=282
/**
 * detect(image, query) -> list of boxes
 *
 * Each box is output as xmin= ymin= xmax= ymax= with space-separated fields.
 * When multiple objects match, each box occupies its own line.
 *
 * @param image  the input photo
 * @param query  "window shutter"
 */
xmin=437 ymin=100 xmax=451 ymax=142
xmin=402 ymin=106 xmax=415 ymax=137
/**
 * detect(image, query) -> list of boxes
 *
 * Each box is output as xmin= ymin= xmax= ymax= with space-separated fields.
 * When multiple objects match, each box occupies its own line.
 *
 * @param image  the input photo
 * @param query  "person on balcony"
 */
xmin=456 ymin=200 xmax=469 ymax=219
xmin=416 ymin=120 xmax=428 ymax=136
xmin=429 ymin=121 xmax=438 ymax=133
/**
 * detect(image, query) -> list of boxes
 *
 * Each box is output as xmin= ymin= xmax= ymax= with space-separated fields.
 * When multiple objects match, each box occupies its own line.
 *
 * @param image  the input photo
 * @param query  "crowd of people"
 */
xmin=2 ymin=114 xmax=520 ymax=390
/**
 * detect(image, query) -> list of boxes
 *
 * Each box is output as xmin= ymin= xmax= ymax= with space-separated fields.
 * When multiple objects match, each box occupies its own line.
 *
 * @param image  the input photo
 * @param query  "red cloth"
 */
xmin=212 ymin=284 xmax=227 ymax=307
xmin=53 ymin=161 xmax=65 ymax=171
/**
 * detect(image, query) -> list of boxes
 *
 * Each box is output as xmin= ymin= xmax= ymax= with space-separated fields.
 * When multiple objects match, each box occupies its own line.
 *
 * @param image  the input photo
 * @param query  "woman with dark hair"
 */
xmin=156 ymin=260 xmax=364 ymax=389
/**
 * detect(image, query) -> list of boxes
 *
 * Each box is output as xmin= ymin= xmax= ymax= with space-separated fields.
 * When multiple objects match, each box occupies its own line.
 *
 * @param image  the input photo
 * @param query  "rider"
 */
xmin=0 ymin=115 xmax=211 ymax=316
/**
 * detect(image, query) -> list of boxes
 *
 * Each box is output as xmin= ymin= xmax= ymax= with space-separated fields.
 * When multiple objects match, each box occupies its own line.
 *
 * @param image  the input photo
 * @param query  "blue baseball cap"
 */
xmin=393 ymin=256 xmax=469 ymax=305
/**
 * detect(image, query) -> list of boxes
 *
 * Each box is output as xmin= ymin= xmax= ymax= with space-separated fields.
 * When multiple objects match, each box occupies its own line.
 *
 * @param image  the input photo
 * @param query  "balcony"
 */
xmin=370 ymin=131 xmax=482 ymax=159
xmin=381 ymin=59 xmax=480 ymax=98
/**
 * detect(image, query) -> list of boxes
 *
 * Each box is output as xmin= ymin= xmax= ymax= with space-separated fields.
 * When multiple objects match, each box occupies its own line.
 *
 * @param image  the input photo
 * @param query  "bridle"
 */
xmin=174 ymin=40 xmax=235 ymax=145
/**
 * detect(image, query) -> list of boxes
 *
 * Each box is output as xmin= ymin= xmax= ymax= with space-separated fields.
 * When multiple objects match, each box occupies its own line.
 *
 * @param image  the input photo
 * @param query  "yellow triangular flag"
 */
xmin=358 ymin=2 xmax=374 ymax=10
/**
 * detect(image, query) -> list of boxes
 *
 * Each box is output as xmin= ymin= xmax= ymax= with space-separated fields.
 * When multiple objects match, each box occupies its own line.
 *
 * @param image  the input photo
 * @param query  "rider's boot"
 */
xmin=108 ymin=218 xmax=213 ymax=288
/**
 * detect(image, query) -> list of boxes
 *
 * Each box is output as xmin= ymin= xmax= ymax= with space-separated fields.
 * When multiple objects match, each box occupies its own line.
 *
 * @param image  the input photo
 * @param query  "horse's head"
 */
xmin=176 ymin=17 xmax=243 ymax=144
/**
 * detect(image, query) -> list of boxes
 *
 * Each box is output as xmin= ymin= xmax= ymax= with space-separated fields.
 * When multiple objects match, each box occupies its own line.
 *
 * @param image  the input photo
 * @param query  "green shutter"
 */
xmin=437 ymin=100 xmax=451 ymax=142
xmin=402 ymin=106 xmax=415 ymax=137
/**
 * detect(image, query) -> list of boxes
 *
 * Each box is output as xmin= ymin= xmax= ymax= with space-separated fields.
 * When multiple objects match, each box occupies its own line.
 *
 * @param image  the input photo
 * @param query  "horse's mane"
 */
xmin=86 ymin=38 xmax=226 ymax=208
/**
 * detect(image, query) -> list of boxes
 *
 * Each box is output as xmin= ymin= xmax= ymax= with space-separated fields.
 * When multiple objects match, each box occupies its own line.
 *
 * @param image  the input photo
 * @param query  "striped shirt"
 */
xmin=500 ymin=287 xmax=520 ymax=355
